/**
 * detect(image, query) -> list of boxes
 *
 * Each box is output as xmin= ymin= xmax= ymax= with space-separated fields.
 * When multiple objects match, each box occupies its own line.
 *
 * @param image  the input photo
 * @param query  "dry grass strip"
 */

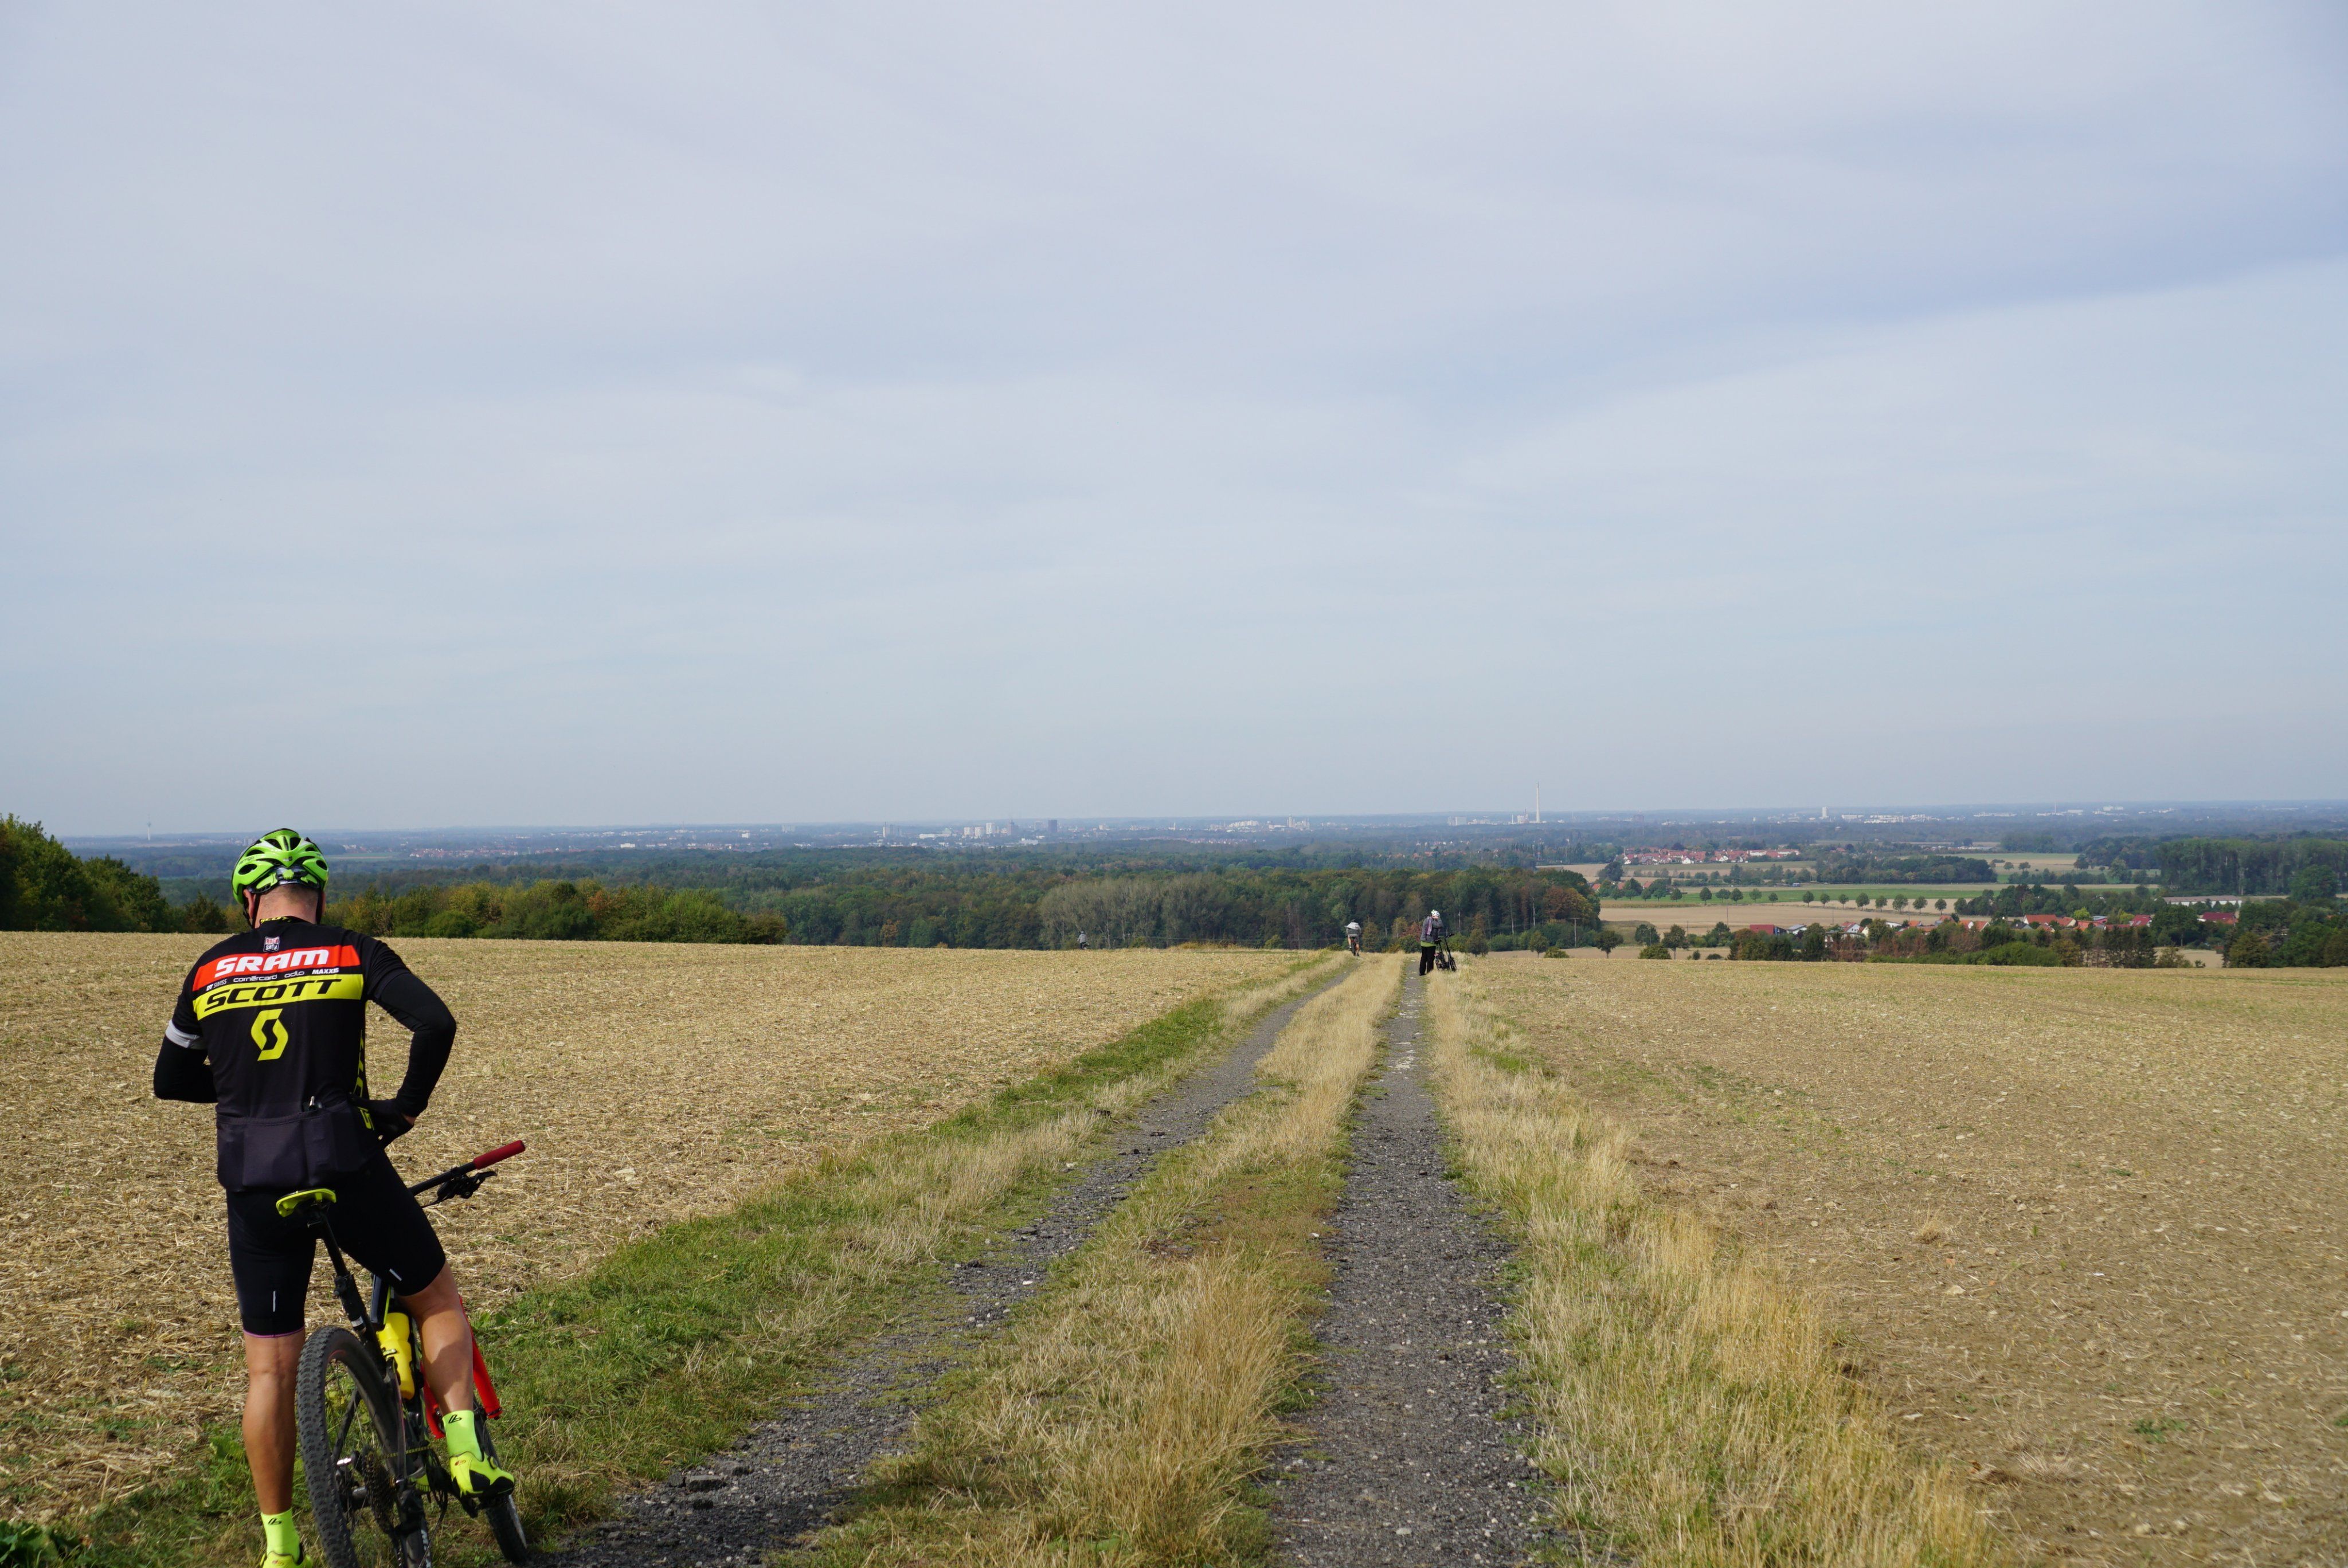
xmin=809 ymin=954 xmax=1404 ymax=1567
xmin=1423 ymin=962 xmax=2007 ymax=1568
xmin=0 ymin=936 xmax=1297 ymax=1524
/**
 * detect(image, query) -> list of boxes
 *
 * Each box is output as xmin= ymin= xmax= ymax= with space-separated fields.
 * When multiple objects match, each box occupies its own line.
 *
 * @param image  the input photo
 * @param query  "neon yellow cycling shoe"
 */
xmin=261 ymin=1547 xmax=304 ymax=1568
xmin=449 ymin=1451 xmax=517 ymax=1500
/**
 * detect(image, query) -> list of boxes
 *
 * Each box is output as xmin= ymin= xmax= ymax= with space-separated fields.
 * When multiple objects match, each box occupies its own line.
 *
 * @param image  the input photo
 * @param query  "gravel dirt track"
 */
xmin=1273 ymin=970 xmax=1544 ymax=1566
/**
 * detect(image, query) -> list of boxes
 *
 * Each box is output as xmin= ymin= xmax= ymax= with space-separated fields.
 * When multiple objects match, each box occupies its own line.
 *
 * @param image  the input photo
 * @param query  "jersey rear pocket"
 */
xmin=216 ymin=1096 xmax=376 ymax=1190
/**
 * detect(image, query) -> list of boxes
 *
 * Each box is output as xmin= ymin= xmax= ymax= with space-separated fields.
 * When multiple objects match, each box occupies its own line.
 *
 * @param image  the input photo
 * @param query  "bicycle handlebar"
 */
xmin=406 ymin=1140 xmax=527 ymax=1199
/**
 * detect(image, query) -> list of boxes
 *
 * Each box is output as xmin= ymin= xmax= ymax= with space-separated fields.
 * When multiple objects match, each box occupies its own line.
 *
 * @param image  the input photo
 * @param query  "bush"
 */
xmin=1638 ymin=943 xmax=1670 ymax=959
xmin=2225 ymin=929 xmax=2272 ymax=968
xmin=1979 ymin=942 xmax=2064 ymax=967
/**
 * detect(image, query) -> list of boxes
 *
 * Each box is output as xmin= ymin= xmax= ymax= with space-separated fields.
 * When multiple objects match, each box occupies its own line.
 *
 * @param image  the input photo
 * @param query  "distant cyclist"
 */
xmin=1345 ymin=920 xmax=1361 ymax=956
xmin=1419 ymin=909 xmax=1446 ymax=974
xmin=152 ymin=830 xmax=514 ymax=1568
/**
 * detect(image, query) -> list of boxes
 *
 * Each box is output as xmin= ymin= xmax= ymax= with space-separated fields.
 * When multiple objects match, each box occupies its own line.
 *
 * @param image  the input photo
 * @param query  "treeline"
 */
xmin=1942 ymin=883 xmax=2168 ymax=919
xmin=2218 ymin=895 xmax=2348 ymax=967
xmin=1032 ymin=868 xmax=1599 ymax=950
xmin=1719 ymin=919 xmax=2186 ymax=968
xmin=327 ymin=881 xmax=786 ymax=944
xmin=2149 ymin=837 xmax=2348 ymax=896
xmin=1707 ymin=903 xmax=2345 ymax=968
xmin=2067 ymin=834 xmax=2348 ymax=894
xmin=327 ymin=864 xmax=1600 ymax=951
xmin=1810 ymin=850 xmax=1994 ymax=885
xmin=0 ymin=818 xmax=233 ymax=933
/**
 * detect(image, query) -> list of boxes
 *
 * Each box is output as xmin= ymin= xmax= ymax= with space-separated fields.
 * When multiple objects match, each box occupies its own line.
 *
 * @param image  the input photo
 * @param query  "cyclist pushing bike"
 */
xmin=154 ymin=830 xmax=516 ymax=1568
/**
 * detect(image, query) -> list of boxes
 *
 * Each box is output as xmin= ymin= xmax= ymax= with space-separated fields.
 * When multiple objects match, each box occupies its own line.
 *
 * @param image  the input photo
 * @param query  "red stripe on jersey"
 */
xmin=193 ymin=944 xmax=362 ymax=990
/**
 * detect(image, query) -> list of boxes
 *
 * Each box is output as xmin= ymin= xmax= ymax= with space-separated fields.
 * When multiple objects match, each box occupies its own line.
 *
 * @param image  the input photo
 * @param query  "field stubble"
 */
xmin=0 ymin=935 xmax=1290 ymax=1521
xmin=1479 ymin=953 xmax=2348 ymax=1566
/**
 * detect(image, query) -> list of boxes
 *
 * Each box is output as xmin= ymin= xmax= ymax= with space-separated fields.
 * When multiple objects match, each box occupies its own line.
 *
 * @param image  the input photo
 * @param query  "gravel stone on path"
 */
xmin=543 ymin=971 xmax=1343 ymax=1567
xmin=1273 ymin=969 xmax=1547 ymax=1567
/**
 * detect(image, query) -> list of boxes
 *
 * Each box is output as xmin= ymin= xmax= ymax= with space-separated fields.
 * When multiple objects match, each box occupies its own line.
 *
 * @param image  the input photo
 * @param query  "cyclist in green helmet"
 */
xmin=155 ymin=830 xmax=514 ymax=1568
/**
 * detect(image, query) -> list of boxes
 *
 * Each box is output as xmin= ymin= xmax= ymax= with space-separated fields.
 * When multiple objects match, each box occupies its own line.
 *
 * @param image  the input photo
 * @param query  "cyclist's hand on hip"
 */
xmin=370 ymin=1100 xmax=416 ymax=1145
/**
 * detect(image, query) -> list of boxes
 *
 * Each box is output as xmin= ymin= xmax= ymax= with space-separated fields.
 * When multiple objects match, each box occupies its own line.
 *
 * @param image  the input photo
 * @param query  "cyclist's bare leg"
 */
xmin=242 ymin=1331 xmax=302 ymax=1512
xmin=397 ymin=1264 xmax=474 ymax=1414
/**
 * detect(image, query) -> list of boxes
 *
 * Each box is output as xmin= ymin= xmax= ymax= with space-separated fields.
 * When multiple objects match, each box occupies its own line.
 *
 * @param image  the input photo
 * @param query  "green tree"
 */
xmin=2290 ymin=865 xmax=2338 ymax=905
xmin=0 ymin=817 xmax=180 ymax=932
xmin=1664 ymin=924 xmax=1688 ymax=950
xmin=1593 ymin=928 xmax=1623 ymax=957
xmin=1633 ymin=922 xmax=1660 ymax=946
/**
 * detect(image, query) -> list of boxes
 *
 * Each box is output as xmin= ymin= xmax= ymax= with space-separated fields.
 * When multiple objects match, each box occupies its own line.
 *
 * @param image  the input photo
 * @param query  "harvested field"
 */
xmin=1479 ymin=954 xmax=2348 ymax=1567
xmin=0 ymin=934 xmax=1290 ymax=1520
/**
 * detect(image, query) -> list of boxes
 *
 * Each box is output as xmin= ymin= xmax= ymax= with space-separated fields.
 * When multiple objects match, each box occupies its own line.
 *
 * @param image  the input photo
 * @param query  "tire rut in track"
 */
xmin=543 ymin=971 xmax=1344 ymax=1568
xmin=1271 ymin=970 xmax=1549 ymax=1567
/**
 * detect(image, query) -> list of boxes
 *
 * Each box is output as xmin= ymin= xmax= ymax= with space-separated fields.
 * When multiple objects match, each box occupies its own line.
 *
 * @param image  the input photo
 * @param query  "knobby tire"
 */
xmin=478 ymin=1421 xmax=530 ymax=1561
xmin=296 ymin=1327 xmax=414 ymax=1568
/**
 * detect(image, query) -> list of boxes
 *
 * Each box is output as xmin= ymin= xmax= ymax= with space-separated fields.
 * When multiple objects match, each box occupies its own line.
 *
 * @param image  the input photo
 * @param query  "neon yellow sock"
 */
xmin=261 ymin=1510 xmax=299 ymax=1557
xmin=442 ymin=1408 xmax=482 ymax=1462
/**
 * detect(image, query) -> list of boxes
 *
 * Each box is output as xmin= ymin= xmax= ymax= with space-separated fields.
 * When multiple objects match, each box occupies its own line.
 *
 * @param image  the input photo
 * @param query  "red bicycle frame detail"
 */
xmin=422 ymin=1326 xmax=506 ymax=1437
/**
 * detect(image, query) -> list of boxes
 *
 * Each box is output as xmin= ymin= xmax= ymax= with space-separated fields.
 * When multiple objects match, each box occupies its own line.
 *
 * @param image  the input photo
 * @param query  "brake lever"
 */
xmin=422 ymin=1167 xmax=496 ymax=1209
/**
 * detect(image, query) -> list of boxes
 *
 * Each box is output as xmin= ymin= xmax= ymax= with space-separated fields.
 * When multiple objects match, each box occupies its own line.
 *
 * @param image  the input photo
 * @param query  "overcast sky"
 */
xmin=4 ymin=3 xmax=2344 ymax=834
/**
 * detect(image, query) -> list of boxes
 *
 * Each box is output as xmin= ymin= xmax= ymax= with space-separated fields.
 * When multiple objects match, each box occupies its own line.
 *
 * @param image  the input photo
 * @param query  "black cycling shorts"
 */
xmin=225 ymin=1154 xmax=447 ymax=1336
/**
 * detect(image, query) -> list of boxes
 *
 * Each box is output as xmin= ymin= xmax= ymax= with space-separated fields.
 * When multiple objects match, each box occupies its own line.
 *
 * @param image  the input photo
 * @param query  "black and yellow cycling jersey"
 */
xmin=155 ymin=918 xmax=457 ymax=1190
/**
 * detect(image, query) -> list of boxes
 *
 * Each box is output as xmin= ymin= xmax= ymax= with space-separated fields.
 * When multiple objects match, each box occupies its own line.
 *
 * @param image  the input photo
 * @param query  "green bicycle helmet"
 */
xmin=232 ymin=829 xmax=331 ymax=898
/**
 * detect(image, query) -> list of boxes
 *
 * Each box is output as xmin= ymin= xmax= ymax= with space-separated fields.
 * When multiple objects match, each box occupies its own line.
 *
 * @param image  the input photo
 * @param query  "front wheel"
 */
xmin=296 ymin=1327 xmax=414 ymax=1568
xmin=476 ymin=1422 xmax=530 ymax=1561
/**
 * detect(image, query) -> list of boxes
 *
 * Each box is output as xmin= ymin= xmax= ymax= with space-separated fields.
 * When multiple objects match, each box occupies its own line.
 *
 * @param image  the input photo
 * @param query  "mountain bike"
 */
xmin=277 ymin=1140 xmax=531 ymax=1567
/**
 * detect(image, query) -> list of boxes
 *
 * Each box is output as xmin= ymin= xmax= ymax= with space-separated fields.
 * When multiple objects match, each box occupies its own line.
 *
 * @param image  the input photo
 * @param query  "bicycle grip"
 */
xmin=472 ymin=1140 xmax=527 ymax=1169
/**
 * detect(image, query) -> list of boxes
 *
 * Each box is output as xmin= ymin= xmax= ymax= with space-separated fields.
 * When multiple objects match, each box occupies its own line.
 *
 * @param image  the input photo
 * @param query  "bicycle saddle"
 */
xmin=273 ymin=1186 xmax=339 ymax=1220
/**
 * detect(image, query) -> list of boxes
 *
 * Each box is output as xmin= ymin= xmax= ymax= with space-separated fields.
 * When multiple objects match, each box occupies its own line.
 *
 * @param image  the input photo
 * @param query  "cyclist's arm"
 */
xmin=153 ymin=971 xmax=216 ymax=1103
xmin=363 ymin=939 xmax=457 ymax=1123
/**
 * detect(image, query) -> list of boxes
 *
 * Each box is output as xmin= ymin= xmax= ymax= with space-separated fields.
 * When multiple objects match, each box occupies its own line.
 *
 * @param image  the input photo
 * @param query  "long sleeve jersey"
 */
xmin=153 ymin=918 xmax=457 ymax=1147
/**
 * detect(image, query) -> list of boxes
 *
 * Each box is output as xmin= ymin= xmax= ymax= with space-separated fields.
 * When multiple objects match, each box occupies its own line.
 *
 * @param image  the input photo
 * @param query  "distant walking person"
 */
xmin=1418 ymin=910 xmax=1446 ymax=975
xmin=1345 ymin=920 xmax=1362 ymax=956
